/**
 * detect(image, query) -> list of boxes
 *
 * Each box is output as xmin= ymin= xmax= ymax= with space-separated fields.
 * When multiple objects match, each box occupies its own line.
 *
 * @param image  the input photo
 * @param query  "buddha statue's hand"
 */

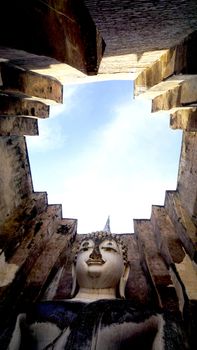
xmin=43 ymin=327 xmax=71 ymax=350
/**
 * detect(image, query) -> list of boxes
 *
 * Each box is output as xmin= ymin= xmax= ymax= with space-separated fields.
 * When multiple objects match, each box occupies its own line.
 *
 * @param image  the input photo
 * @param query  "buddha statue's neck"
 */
xmin=72 ymin=288 xmax=117 ymax=302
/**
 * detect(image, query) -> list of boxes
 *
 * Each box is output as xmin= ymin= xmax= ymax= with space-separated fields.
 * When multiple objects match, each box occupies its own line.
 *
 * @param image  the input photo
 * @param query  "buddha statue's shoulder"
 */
xmin=25 ymin=300 xmax=86 ymax=330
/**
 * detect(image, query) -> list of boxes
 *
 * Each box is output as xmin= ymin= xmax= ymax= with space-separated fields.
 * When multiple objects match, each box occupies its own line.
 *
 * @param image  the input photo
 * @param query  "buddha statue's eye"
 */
xmin=100 ymin=240 xmax=119 ymax=253
xmin=80 ymin=247 xmax=89 ymax=251
xmin=101 ymin=245 xmax=117 ymax=252
xmin=102 ymin=247 xmax=115 ymax=252
xmin=79 ymin=241 xmax=93 ymax=252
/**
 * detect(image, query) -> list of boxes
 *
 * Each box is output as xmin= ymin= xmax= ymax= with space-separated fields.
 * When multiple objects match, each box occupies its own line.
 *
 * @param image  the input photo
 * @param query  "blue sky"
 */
xmin=26 ymin=80 xmax=182 ymax=233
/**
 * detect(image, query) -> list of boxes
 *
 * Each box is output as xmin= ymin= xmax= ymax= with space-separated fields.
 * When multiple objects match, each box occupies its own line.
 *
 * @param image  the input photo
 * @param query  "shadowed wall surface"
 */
xmin=0 ymin=1 xmax=197 ymax=349
xmin=85 ymin=0 xmax=197 ymax=55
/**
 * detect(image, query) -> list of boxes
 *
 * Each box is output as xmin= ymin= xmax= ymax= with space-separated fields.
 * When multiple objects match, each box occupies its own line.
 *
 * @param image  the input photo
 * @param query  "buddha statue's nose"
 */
xmin=89 ymin=244 xmax=102 ymax=260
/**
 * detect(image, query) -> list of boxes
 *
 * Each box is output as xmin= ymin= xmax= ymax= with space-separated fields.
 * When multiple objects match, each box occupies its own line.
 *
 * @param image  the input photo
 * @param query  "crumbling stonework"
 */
xmin=0 ymin=0 xmax=105 ymax=75
xmin=0 ymin=1 xmax=197 ymax=349
xmin=85 ymin=0 xmax=197 ymax=56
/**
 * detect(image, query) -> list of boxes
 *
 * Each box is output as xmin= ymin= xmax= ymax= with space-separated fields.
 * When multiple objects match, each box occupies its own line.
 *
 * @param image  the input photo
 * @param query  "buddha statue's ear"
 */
xmin=119 ymin=262 xmax=130 ymax=299
xmin=70 ymin=263 xmax=77 ymax=298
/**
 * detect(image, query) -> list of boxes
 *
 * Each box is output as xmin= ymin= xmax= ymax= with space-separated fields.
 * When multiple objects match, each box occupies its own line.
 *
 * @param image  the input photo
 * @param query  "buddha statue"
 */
xmin=6 ymin=231 xmax=186 ymax=350
xmin=71 ymin=231 xmax=130 ymax=302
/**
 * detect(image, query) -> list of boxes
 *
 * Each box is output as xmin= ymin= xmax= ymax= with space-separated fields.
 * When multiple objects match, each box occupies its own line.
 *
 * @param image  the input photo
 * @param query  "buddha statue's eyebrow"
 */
xmin=82 ymin=241 xmax=89 ymax=246
xmin=75 ymin=231 xmax=128 ymax=265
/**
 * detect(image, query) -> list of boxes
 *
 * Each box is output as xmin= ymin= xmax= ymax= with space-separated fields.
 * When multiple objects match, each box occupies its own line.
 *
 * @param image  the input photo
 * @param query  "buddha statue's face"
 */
xmin=75 ymin=237 xmax=126 ymax=290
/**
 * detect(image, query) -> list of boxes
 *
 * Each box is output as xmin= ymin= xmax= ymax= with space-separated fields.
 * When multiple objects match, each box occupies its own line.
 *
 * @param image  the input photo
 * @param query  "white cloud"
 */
xmin=57 ymin=98 xmax=181 ymax=233
xmin=28 ymin=81 xmax=182 ymax=233
xmin=26 ymin=85 xmax=79 ymax=152
xmin=50 ymin=85 xmax=78 ymax=118
xmin=26 ymin=120 xmax=68 ymax=152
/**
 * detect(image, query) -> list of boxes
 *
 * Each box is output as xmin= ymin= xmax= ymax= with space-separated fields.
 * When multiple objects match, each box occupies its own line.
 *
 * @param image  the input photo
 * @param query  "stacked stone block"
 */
xmin=0 ymin=2 xmax=197 ymax=348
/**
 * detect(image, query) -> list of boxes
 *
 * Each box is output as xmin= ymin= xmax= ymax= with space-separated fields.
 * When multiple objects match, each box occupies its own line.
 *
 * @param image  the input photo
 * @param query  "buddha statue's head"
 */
xmin=71 ymin=231 xmax=130 ymax=300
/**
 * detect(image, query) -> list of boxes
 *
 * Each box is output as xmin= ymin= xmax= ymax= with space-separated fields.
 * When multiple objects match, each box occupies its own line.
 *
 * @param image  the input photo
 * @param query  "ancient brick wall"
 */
xmin=0 ymin=137 xmax=33 ymax=226
xmin=0 ymin=2 xmax=197 ymax=348
xmin=85 ymin=0 xmax=197 ymax=56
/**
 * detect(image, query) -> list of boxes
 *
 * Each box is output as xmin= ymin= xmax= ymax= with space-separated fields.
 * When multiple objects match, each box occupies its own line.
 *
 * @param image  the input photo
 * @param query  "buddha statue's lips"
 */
xmin=86 ymin=258 xmax=105 ymax=266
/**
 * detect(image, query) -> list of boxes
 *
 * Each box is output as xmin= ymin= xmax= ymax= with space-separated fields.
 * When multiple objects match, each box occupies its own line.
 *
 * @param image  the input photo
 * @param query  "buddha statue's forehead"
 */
xmin=80 ymin=231 xmax=119 ymax=247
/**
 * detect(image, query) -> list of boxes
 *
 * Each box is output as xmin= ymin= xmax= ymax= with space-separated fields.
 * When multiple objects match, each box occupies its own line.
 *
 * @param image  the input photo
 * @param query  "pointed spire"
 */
xmin=103 ymin=216 xmax=111 ymax=233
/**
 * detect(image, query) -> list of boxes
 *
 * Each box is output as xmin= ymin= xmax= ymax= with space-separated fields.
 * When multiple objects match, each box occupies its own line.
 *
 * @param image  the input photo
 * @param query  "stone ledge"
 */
xmin=164 ymin=191 xmax=196 ymax=259
xmin=177 ymin=132 xmax=197 ymax=222
xmin=23 ymin=229 xmax=75 ymax=302
xmin=1 ymin=62 xmax=63 ymax=103
xmin=137 ymin=75 xmax=197 ymax=112
xmin=151 ymin=205 xmax=185 ymax=265
xmin=0 ymin=115 xmax=38 ymax=136
xmin=134 ymin=219 xmax=176 ymax=309
xmin=170 ymin=106 xmax=197 ymax=131
xmin=0 ymin=90 xmax=53 ymax=118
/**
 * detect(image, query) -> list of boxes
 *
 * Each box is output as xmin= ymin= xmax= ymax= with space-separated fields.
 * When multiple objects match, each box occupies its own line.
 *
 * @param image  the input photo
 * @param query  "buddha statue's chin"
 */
xmin=87 ymin=266 xmax=102 ymax=278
